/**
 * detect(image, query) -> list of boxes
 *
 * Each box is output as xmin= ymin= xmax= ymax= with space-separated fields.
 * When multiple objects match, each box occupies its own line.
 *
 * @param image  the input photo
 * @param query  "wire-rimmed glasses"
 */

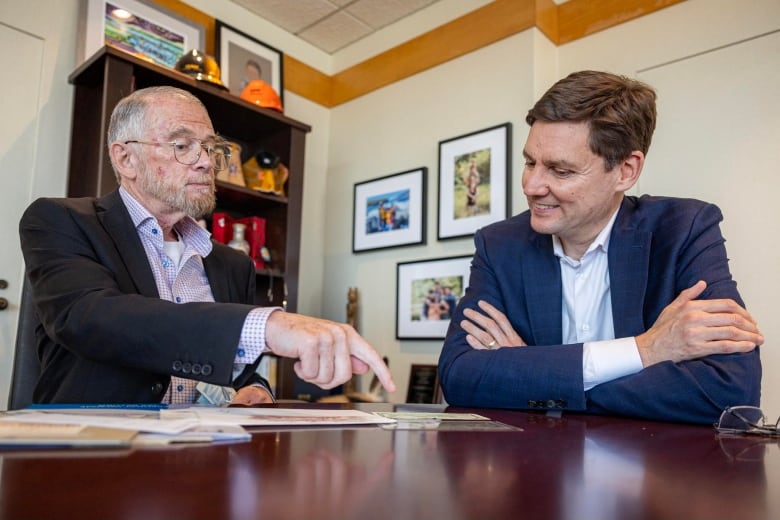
xmin=714 ymin=406 xmax=780 ymax=436
xmin=125 ymin=137 xmax=231 ymax=170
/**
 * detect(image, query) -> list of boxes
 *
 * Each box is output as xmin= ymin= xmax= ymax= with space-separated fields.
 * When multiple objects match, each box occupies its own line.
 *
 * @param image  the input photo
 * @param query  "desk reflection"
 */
xmin=226 ymin=430 xmax=394 ymax=519
xmin=0 ymin=406 xmax=775 ymax=520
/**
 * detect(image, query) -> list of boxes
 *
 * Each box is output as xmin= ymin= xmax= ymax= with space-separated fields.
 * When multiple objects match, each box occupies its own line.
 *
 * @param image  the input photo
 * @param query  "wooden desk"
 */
xmin=1 ymin=404 xmax=778 ymax=520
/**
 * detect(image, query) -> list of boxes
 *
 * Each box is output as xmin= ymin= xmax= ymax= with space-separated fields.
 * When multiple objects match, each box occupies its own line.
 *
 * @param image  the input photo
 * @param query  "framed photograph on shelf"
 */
xmin=215 ymin=20 xmax=284 ymax=102
xmin=353 ymin=168 xmax=427 ymax=253
xmin=396 ymin=255 xmax=471 ymax=340
xmin=437 ymin=123 xmax=512 ymax=240
xmin=84 ymin=0 xmax=206 ymax=68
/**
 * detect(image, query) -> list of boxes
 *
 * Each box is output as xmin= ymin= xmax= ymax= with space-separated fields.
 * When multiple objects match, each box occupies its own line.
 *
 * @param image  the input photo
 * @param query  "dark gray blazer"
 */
xmin=439 ymin=195 xmax=761 ymax=424
xmin=19 ymin=189 xmax=267 ymax=404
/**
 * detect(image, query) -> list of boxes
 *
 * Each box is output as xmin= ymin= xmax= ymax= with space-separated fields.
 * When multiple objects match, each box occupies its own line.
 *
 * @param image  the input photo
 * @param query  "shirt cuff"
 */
xmin=236 ymin=307 xmax=282 ymax=364
xmin=583 ymin=337 xmax=643 ymax=391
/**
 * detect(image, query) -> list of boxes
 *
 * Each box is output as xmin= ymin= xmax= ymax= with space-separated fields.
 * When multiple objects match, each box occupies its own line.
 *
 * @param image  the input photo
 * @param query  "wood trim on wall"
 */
xmin=557 ymin=0 xmax=686 ymax=44
xmin=330 ymin=0 xmax=536 ymax=106
xmin=160 ymin=0 xmax=686 ymax=108
xmin=284 ymin=0 xmax=686 ymax=108
xmin=284 ymin=55 xmax=333 ymax=107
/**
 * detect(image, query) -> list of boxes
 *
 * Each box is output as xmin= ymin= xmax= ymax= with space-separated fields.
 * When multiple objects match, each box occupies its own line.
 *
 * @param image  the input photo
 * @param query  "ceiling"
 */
xmin=228 ymin=0 xmax=448 ymax=54
xmin=229 ymin=0 xmax=573 ymax=55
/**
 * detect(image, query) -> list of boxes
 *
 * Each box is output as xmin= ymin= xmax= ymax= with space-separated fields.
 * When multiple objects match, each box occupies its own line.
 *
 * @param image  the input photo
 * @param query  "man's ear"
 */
xmin=109 ymin=142 xmax=138 ymax=181
xmin=616 ymin=150 xmax=644 ymax=192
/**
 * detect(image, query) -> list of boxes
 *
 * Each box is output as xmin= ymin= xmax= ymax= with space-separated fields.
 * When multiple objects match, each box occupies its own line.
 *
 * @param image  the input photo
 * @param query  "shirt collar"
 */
xmin=118 ymin=186 xmax=213 ymax=257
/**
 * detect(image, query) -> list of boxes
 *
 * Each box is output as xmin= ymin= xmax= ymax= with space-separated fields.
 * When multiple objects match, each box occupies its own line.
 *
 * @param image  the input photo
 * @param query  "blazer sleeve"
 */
xmin=585 ymin=202 xmax=762 ymax=424
xmin=20 ymin=197 xmax=257 ymax=387
xmin=438 ymin=221 xmax=588 ymax=412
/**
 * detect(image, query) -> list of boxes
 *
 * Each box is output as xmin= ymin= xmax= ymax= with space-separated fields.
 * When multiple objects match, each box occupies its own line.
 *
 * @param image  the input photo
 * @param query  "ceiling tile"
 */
xmin=231 ymin=0 xmax=339 ymax=33
xmin=298 ymin=11 xmax=374 ymax=53
xmin=347 ymin=0 xmax=438 ymax=29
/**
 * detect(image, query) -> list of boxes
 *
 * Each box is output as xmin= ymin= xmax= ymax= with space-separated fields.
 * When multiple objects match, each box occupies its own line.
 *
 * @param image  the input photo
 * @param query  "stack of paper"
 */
xmin=0 ymin=406 xmax=398 ymax=449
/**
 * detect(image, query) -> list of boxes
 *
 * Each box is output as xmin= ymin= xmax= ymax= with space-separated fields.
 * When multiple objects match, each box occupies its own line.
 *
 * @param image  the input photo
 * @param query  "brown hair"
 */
xmin=526 ymin=70 xmax=657 ymax=170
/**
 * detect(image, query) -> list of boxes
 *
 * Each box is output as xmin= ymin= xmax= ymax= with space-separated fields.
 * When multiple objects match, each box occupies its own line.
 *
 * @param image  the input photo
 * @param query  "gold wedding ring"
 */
xmin=487 ymin=340 xmax=497 ymax=349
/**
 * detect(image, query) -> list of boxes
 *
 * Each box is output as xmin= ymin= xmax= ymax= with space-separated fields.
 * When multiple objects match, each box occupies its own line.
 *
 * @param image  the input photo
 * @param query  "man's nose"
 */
xmin=194 ymin=145 xmax=214 ymax=171
xmin=522 ymin=166 xmax=547 ymax=196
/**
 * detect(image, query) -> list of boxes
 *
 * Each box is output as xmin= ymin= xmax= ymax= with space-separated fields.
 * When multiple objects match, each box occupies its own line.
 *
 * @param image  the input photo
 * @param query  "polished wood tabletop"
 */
xmin=1 ymin=403 xmax=778 ymax=520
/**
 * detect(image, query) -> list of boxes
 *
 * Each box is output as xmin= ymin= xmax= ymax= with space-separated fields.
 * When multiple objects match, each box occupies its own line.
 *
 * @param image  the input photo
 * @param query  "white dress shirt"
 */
xmin=552 ymin=209 xmax=643 ymax=391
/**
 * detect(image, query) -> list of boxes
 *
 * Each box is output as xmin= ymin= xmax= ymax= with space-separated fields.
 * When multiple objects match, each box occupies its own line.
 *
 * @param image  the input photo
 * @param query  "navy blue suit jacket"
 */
xmin=19 ymin=190 xmax=267 ymax=404
xmin=438 ymin=195 xmax=761 ymax=424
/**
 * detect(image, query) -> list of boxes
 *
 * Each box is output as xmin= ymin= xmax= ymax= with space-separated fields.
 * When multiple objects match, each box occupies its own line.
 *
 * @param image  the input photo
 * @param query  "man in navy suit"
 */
xmin=438 ymin=71 xmax=763 ymax=424
xmin=20 ymin=86 xmax=394 ymax=405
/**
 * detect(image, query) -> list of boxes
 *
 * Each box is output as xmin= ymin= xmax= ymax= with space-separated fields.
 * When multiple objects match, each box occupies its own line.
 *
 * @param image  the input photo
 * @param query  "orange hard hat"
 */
xmin=240 ymin=79 xmax=283 ymax=112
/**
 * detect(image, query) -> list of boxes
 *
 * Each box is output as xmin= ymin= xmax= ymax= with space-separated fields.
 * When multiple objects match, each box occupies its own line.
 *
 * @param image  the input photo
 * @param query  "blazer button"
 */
xmin=201 ymin=364 xmax=213 ymax=376
xmin=172 ymin=360 xmax=183 ymax=372
xmin=182 ymin=362 xmax=192 ymax=374
xmin=192 ymin=363 xmax=202 ymax=376
xmin=151 ymin=382 xmax=164 ymax=395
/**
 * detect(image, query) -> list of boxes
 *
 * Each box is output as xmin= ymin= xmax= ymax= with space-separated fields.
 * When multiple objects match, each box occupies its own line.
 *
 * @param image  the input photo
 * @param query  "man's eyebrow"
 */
xmin=544 ymin=158 xmax=580 ymax=171
xmin=167 ymin=127 xmax=219 ymax=142
xmin=522 ymin=149 xmax=580 ymax=170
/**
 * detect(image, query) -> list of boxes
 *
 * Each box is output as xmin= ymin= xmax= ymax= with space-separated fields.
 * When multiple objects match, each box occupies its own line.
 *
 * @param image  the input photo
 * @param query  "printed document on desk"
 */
xmin=2 ymin=409 xmax=196 ymax=434
xmin=0 ymin=421 xmax=136 ymax=448
xmin=0 ymin=408 xmax=250 ymax=446
xmin=161 ymin=407 xmax=397 ymax=427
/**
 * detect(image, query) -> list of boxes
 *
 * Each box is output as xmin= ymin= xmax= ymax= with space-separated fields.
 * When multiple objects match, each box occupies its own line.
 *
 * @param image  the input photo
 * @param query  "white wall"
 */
xmin=0 ymin=0 xmax=80 ymax=407
xmin=325 ymin=32 xmax=536 ymax=398
xmin=324 ymin=0 xmax=780 ymax=410
xmin=282 ymin=92 xmax=331 ymax=318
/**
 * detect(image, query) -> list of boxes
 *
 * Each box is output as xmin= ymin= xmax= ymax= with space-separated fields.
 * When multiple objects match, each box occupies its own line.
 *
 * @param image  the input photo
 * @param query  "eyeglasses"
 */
xmin=124 ymin=137 xmax=231 ymax=170
xmin=714 ymin=406 xmax=780 ymax=436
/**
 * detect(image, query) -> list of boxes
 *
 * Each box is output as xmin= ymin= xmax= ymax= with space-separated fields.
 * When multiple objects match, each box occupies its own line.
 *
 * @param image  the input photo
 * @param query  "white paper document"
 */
xmin=2 ymin=410 xmax=198 ymax=434
xmin=161 ymin=407 xmax=397 ymax=427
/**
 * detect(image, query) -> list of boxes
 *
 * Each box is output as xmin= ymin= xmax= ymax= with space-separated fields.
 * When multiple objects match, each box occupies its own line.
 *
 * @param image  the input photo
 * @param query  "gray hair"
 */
xmin=107 ymin=86 xmax=206 ymax=183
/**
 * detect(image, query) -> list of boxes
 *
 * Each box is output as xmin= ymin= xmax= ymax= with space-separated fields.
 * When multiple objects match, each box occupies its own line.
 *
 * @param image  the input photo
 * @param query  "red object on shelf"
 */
xmin=211 ymin=212 xmax=266 ymax=269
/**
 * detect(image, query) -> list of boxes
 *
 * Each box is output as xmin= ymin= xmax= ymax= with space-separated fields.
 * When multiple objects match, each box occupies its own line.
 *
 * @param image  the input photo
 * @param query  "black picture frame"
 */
xmin=352 ymin=167 xmax=427 ymax=253
xmin=215 ymin=20 xmax=284 ymax=104
xmin=396 ymin=255 xmax=471 ymax=340
xmin=437 ymin=122 xmax=512 ymax=240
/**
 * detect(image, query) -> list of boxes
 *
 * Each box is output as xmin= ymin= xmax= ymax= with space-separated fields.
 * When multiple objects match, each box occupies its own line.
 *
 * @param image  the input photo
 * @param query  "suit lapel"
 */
xmin=96 ymin=190 xmax=160 ymax=298
xmin=609 ymin=202 xmax=651 ymax=338
xmin=203 ymin=251 xmax=231 ymax=303
xmin=523 ymin=234 xmax=563 ymax=345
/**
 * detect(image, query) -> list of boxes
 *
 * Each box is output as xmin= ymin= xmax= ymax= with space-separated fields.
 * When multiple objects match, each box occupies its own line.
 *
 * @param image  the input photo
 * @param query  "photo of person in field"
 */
xmin=453 ymin=148 xmax=491 ymax=219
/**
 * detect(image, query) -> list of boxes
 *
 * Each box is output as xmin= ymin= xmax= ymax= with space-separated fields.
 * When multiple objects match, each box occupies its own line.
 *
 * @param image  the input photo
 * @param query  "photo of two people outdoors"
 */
xmin=410 ymin=278 xmax=463 ymax=322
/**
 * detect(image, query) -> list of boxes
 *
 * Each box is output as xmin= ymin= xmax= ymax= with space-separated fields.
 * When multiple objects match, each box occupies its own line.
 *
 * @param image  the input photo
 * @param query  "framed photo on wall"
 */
xmin=396 ymin=255 xmax=471 ymax=340
xmin=84 ymin=0 xmax=206 ymax=68
xmin=215 ymin=20 xmax=284 ymax=102
xmin=437 ymin=123 xmax=512 ymax=240
xmin=353 ymin=168 xmax=427 ymax=253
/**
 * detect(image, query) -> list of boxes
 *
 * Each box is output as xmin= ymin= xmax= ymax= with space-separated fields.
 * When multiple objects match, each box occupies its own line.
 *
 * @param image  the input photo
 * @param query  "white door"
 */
xmin=0 ymin=22 xmax=45 ymax=408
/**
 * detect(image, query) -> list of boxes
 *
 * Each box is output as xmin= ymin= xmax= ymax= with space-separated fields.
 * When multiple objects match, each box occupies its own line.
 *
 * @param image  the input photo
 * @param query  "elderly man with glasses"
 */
xmin=19 ymin=85 xmax=395 ymax=406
